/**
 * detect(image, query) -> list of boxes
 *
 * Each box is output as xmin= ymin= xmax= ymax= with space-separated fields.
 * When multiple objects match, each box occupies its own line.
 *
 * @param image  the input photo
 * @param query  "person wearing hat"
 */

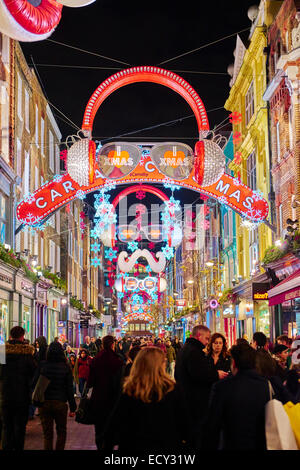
xmin=272 ymin=344 xmax=289 ymax=382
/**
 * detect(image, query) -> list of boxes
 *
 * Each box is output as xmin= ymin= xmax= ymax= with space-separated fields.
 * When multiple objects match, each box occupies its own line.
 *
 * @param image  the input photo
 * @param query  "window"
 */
xmin=69 ymin=232 xmax=73 ymax=257
xmin=55 ymin=144 xmax=60 ymax=174
xmin=41 ymin=117 xmax=45 ymax=155
xmin=278 ymin=204 xmax=283 ymax=235
xmin=247 ymin=150 xmax=256 ymax=190
xmin=17 ymin=72 xmax=22 ymax=119
xmin=35 ymin=166 xmax=39 ymax=191
xmin=80 ymin=247 xmax=83 ymax=267
xmin=33 ymin=233 xmax=38 ymax=256
xmin=48 ymin=215 xmax=55 ymax=229
xmin=40 ymin=237 xmax=44 ymax=268
xmin=49 ymin=240 xmax=56 ymax=272
xmin=224 ymin=213 xmax=228 ymax=247
xmin=0 ymin=193 xmax=7 ymax=244
xmin=1 ymin=35 xmax=9 ymax=65
xmin=288 ymin=106 xmax=293 ymax=151
xmin=35 ymin=105 xmax=39 ymax=148
xmin=49 ymin=130 xmax=54 ymax=171
xmin=1 ymin=86 xmax=9 ymax=161
xmin=23 ymin=152 xmax=30 ymax=196
xmin=56 ymin=245 xmax=60 ymax=273
xmin=276 ymin=121 xmax=281 ymax=160
xmin=249 ymin=228 xmax=259 ymax=275
xmin=74 ymin=239 xmax=78 ymax=263
xmin=16 ymin=139 xmax=22 ymax=178
xmin=25 ymin=88 xmax=30 ymax=132
xmin=22 ymin=306 xmax=31 ymax=342
xmin=228 ymin=210 xmax=233 ymax=243
xmin=245 ymin=81 xmax=254 ymax=125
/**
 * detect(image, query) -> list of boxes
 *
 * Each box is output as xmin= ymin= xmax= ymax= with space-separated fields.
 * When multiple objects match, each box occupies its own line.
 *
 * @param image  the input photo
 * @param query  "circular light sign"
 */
xmin=210 ymin=299 xmax=219 ymax=309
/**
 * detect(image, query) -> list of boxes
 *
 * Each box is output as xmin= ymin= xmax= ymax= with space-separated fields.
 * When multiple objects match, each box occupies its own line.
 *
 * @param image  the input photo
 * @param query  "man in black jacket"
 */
xmin=204 ymin=343 xmax=270 ymax=450
xmin=175 ymin=325 xmax=228 ymax=448
xmin=0 ymin=326 xmax=36 ymax=450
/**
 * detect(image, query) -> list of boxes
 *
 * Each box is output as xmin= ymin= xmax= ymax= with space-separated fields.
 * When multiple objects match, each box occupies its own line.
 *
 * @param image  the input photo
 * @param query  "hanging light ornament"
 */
xmin=66 ymin=133 xmax=95 ymax=187
xmin=194 ymin=133 xmax=226 ymax=188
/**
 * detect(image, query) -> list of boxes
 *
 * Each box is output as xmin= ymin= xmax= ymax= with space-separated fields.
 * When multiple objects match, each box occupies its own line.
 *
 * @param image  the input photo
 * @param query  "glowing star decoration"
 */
xmin=117 ymin=292 xmax=124 ymax=299
xmin=53 ymin=174 xmax=63 ymax=183
xmin=233 ymin=132 xmax=242 ymax=145
xmin=105 ymin=248 xmax=118 ymax=261
xmin=128 ymin=241 xmax=139 ymax=252
xmin=165 ymin=196 xmax=181 ymax=215
xmin=23 ymin=193 xmax=36 ymax=204
xmin=91 ymin=257 xmax=102 ymax=268
xmin=203 ymin=219 xmax=210 ymax=230
xmin=232 ymin=177 xmax=241 ymax=186
xmin=229 ymin=112 xmax=242 ymax=124
xmin=91 ymin=242 xmax=100 ymax=253
xmin=76 ymin=190 xmax=86 ymax=200
xmin=252 ymin=190 xmax=264 ymax=202
xmin=90 ymin=228 xmax=98 ymax=239
xmin=163 ymin=178 xmax=181 ymax=191
xmin=234 ymin=152 xmax=242 ymax=165
xmin=162 ymin=245 xmax=174 ymax=260
xmin=136 ymin=190 xmax=146 ymax=200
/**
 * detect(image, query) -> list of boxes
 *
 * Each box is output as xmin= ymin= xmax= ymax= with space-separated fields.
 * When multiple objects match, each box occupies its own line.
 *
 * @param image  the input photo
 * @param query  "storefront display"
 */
xmin=0 ymin=299 xmax=8 ymax=344
xmin=22 ymin=305 xmax=31 ymax=342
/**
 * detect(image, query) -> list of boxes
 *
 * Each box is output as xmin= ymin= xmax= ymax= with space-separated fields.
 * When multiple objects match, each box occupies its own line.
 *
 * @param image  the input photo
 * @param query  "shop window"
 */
xmin=245 ymin=81 xmax=254 ymax=125
xmin=276 ymin=122 xmax=281 ymax=161
xmin=22 ymin=306 xmax=31 ymax=342
xmin=0 ymin=192 xmax=7 ymax=244
xmin=0 ymin=300 xmax=9 ymax=344
xmin=247 ymin=150 xmax=257 ymax=190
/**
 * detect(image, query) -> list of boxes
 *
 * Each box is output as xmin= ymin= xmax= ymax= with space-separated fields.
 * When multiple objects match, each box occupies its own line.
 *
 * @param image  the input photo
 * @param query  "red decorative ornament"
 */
xmin=233 ymin=132 xmax=242 ymax=145
xmin=229 ymin=112 xmax=242 ymax=124
xmin=148 ymin=242 xmax=155 ymax=250
xmin=136 ymin=190 xmax=146 ymax=200
xmin=234 ymin=152 xmax=242 ymax=165
xmin=80 ymin=211 xmax=85 ymax=219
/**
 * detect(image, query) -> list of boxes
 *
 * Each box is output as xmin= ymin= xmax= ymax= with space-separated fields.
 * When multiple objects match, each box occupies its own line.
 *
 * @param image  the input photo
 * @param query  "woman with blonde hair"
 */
xmin=103 ymin=347 xmax=188 ymax=451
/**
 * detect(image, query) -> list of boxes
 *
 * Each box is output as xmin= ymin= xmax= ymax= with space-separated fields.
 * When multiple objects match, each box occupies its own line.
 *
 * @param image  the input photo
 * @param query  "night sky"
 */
xmin=21 ymin=0 xmax=258 ymax=146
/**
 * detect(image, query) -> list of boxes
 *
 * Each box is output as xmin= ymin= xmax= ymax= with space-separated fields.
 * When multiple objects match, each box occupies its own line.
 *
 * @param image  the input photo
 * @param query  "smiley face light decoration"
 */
xmin=0 ymin=0 xmax=96 ymax=42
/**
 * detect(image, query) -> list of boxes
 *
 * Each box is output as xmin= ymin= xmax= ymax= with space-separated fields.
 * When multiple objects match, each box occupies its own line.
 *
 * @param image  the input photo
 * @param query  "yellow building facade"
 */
xmin=225 ymin=1 xmax=282 ymax=339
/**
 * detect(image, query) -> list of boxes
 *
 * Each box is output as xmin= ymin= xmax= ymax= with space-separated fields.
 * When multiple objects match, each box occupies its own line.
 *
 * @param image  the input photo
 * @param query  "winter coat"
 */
xmin=175 ymin=337 xmax=218 ymax=432
xmin=0 ymin=341 xmax=36 ymax=408
xmin=77 ymin=356 xmax=92 ymax=380
xmin=87 ymin=349 xmax=124 ymax=423
xmin=103 ymin=386 xmax=189 ymax=452
xmin=88 ymin=342 xmax=98 ymax=358
xmin=172 ymin=341 xmax=182 ymax=357
xmin=166 ymin=345 xmax=176 ymax=364
xmin=35 ymin=360 xmax=76 ymax=412
xmin=207 ymin=353 xmax=231 ymax=373
xmin=204 ymin=370 xmax=270 ymax=450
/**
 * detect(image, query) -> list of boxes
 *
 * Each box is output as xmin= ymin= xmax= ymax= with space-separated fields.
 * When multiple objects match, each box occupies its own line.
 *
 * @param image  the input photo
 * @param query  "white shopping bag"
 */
xmin=265 ymin=382 xmax=298 ymax=450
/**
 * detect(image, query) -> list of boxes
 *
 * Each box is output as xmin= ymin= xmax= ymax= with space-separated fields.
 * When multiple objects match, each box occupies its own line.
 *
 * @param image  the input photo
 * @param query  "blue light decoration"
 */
xmin=23 ymin=193 xmax=36 ymax=204
xmin=91 ymin=257 xmax=102 ymax=268
xmin=53 ymin=174 xmax=63 ymax=183
xmin=117 ymin=292 xmax=124 ymax=299
xmin=20 ymin=217 xmax=52 ymax=235
xmin=92 ymin=188 xmax=117 ymax=240
xmin=163 ymin=178 xmax=181 ymax=191
xmin=104 ymin=247 xmax=118 ymax=261
xmin=145 ymin=266 xmax=152 ymax=274
xmin=91 ymin=242 xmax=100 ymax=253
xmin=128 ymin=241 xmax=138 ymax=252
xmin=162 ymin=245 xmax=174 ymax=260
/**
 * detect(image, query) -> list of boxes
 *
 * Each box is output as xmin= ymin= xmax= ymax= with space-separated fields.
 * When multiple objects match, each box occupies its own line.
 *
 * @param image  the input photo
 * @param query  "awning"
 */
xmin=268 ymin=269 xmax=300 ymax=306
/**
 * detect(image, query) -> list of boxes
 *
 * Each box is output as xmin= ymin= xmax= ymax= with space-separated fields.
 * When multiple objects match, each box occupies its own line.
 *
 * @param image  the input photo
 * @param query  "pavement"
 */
xmin=24 ymin=399 xmax=96 ymax=450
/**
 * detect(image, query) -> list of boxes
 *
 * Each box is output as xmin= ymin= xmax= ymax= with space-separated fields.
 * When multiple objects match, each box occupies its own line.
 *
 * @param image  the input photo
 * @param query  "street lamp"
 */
xmin=187 ymin=280 xmax=194 ymax=285
xmin=206 ymin=261 xmax=214 ymax=267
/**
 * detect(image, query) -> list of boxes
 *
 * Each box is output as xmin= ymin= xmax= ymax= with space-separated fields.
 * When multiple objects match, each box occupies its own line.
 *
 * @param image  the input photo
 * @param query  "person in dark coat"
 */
xmin=103 ymin=347 xmax=189 ymax=452
xmin=29 ymin=335 xmax=48 ymax=419
xmin=172 ymin=336 xmax=182 ymax=357
xmin=76 ymin=349 xmax=92 ymax=396
xmin=0 ymin=326 xmax=36 ymax=450
xmin=87 ymin=335 xmax=124 ymax=450
xmin=35 ymin=341 xmax=77 ymax=450
xmin=206 ymin=333 xmax=231 ymax=372
xmin=204 ymin=343 xmax=271 ymax=450
xmin=95 ymin=337 xmax=102 ymax=353
xmin=124 ymin=345 xmax=141 ymax=377
xmin=88 ymin=337 xmax=99 ymax=358
xmin=175 ymin=325 xmax=228 ymax=448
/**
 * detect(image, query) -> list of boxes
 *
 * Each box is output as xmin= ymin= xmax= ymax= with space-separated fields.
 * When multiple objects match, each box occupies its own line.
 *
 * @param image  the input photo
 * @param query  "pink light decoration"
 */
xmin=234 ymin=152 xmax=242 ymax=165
xmin=136 ymin=190 xmax=146 ymax=200
xmin=233 ymin=132 xmax=242 ymax=145
xmin=229 ymin=112 xmax=242 ymax=124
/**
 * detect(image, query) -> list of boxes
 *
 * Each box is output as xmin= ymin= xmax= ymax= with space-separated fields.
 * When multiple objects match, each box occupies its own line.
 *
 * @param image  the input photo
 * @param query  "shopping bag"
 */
xmin=75 ymin=383 xmax=95 ymax=425
xmin=32 ymin=375 xmax=50 ymax=407
xmin=265 ymin=382 xmax=298 ymax=450
xmin=283 ymin=401 xmax=300 ymax=449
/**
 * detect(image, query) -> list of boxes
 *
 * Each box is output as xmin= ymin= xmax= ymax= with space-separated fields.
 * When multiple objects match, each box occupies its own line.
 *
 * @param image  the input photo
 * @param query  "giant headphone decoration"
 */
xmin=0 ymin=0 xmax=96 ymax=42
xmin=16 ymin=66 xmax=269 ymax=229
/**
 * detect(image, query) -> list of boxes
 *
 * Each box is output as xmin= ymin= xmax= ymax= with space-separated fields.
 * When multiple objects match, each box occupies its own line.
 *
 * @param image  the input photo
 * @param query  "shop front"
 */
xmin=222 ymin=304 xmax=236 ymax=347
xmin=69 ymin=307 xmax=81 ymax=347
xmin=252 ymin=283 xmax=271 ymax=338
xmin=238 ymin=300 xmax=255 ymax=341
xmin=35 ymin=282 xmax=49 ymax=339
xmin=47 ymin=287 xmax=62 ymax=344
xmin=268 ymin=269 xmax=300 ymax=338
xmin=15 ymin=272 xmax=35 ymax=343
xmin=0 ymin=261 xmax=15 ymax=344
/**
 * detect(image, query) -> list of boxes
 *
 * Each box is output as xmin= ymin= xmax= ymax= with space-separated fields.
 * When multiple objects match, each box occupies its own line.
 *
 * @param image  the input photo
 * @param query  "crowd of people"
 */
xmin=0 ymin=326 xmax=299 ymax=451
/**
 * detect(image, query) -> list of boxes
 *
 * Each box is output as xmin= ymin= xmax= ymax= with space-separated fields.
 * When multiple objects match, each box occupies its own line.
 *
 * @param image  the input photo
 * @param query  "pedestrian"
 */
xmin=29 ymin=335 xmax=48 ymax=420
xmin=0 ymin=326 xmax=36 ymax=450
xmin=87 ymin=335 xmax=124 ymax=450
xmin=236 ymin=338 xmax=249 ymax=346
xmin=155 ymin=338 xmax=166 ymax=354
xmin=35 ymin=341 xmax=77 ymax=450
xmin=81 ymin=335 xmax=91 ymax=350
xmin=172 ymin=336 xmax=182 ymax=357
xmin=65 ymin=345 xmax=74 ymax=361
xmin=272 ymin=344 xmax=289 ymax=382
xmin=175 ymin=325 xmax=228 ymax=448
xmin=88 ymin=337 xmax=98 ymax=358
xmin=103 ymin=347 xmax=188 ymax=452
xmin=204 ymin=343 xmax=271 ymax=450
xmin=251 ymin=332 xmax=269 ymax=351
xmin=68 ymin=353 xmax=78 ymax=397
xmin=95 ymin=337 xmax=102 ymax=353
xmin=124 ymin=345 xmax=141 ymax=377
xmin=206 ymin=333 xmax=231 ymax=373
xmin=76 ymin=349 xmax=92 ymax=396
xmin=165 ymin=339 xmax=176 ymax=378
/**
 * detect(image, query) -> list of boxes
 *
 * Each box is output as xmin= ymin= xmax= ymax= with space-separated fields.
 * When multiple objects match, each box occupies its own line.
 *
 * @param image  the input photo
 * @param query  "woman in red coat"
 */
xmin=77 ymin=349 xmax=92 ymax=396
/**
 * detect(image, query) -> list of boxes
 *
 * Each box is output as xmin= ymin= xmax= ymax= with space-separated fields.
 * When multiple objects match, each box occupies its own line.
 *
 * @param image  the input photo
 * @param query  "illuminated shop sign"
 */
xmin=252 ymin=283 xmax=269 ymax=301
